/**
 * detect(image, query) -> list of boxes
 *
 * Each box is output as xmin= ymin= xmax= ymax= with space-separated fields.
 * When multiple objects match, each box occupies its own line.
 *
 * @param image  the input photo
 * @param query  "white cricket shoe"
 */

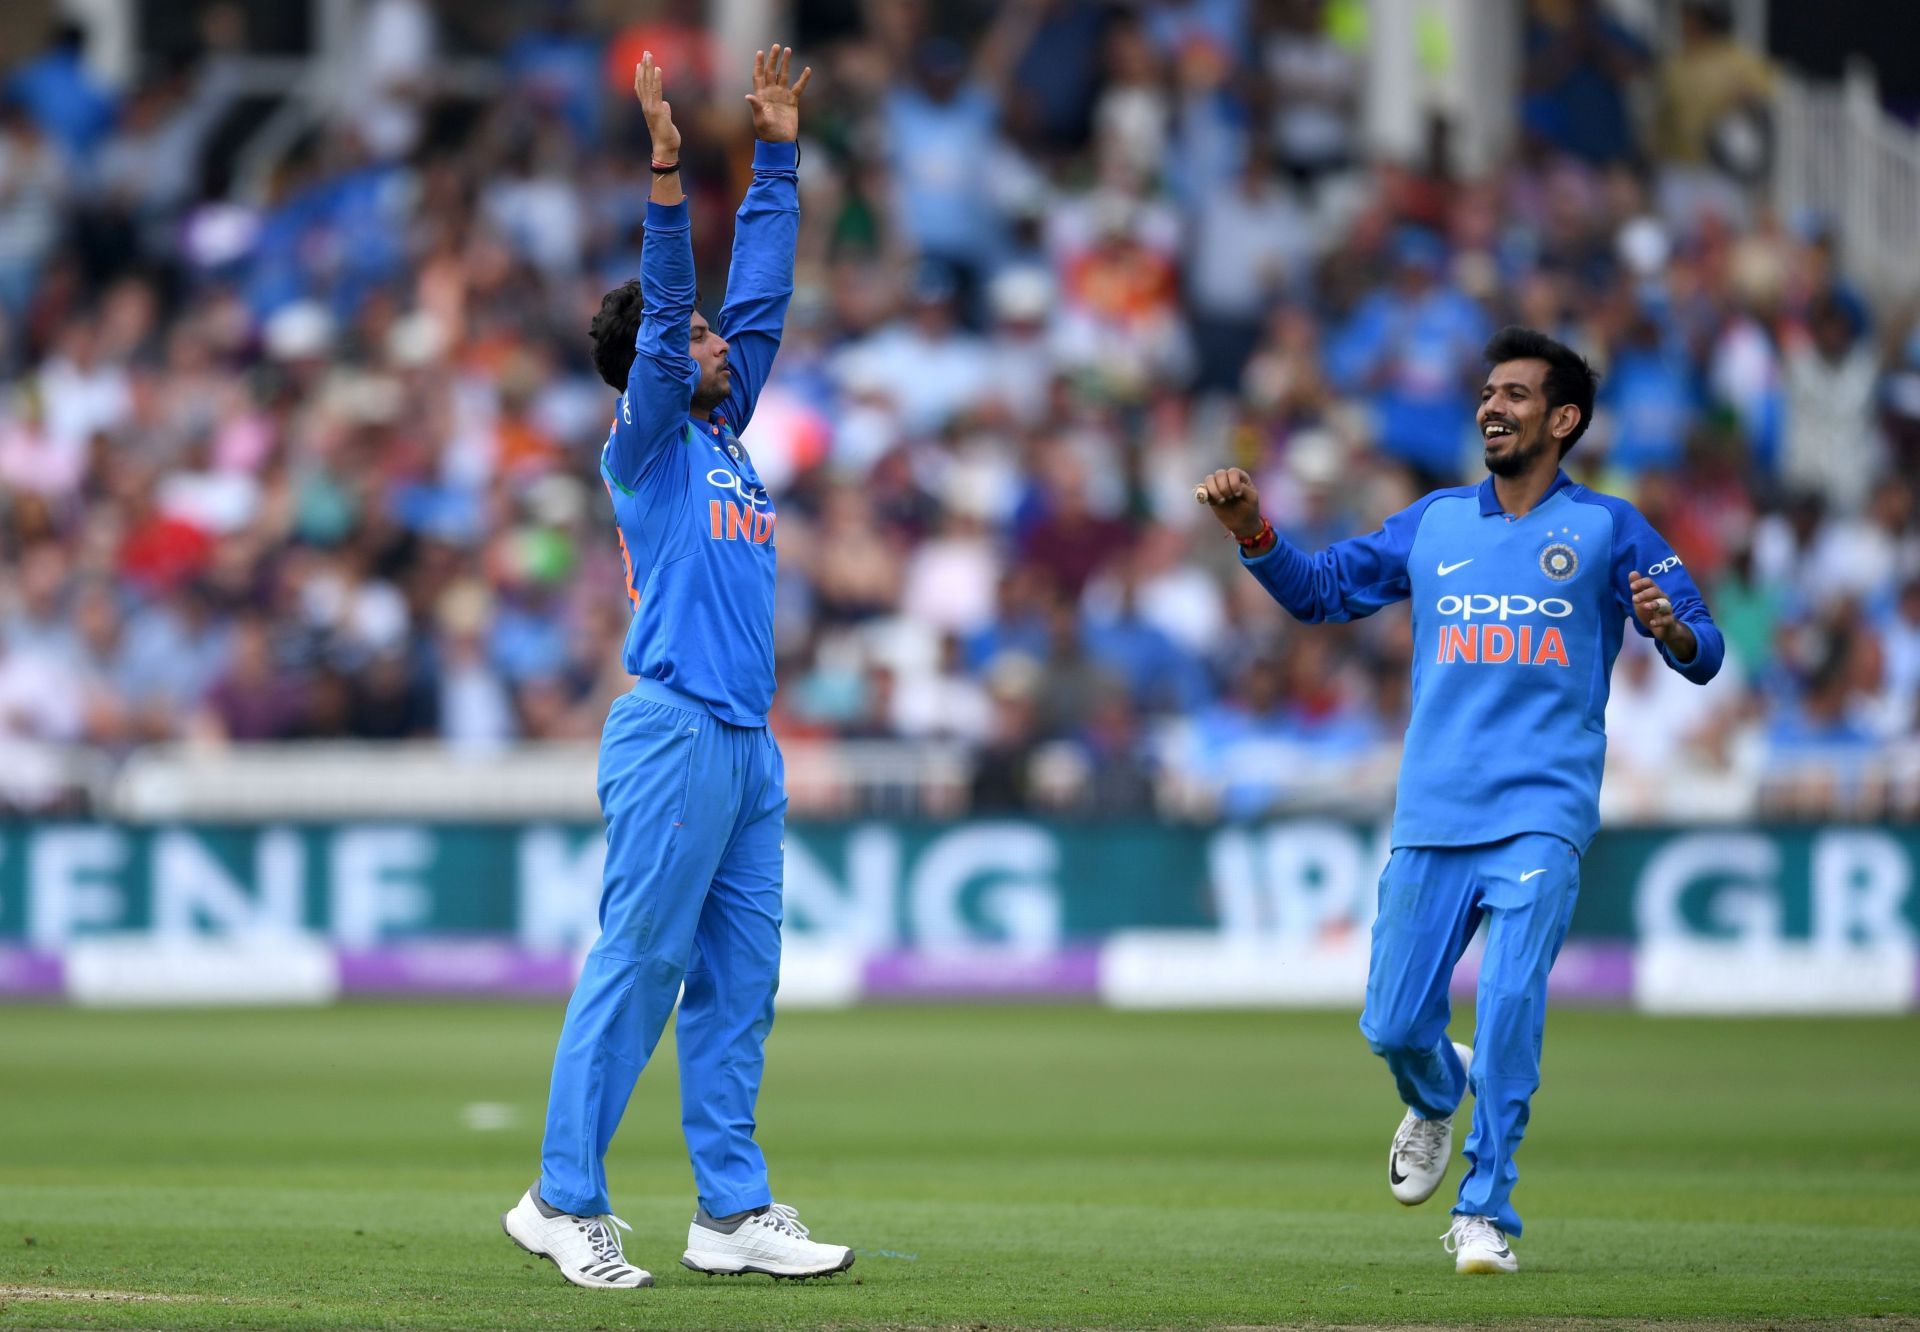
xmin=681 ymin=1203 xmax=854 ymax=1279
xmin=1444 ymin=1213 xmax=1518 ymax=1274
xmin=1388 ymin=1042 xmax=1474 ymax=1205
xmin=501 ymin=1188 xmax=653 ymax=1289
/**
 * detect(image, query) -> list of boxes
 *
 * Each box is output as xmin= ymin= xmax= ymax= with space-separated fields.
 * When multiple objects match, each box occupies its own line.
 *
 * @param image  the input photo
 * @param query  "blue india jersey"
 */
xmin=1241 ymin=470 xmax=1724 ymax=851
xmin=600 ymin=142 xmax=799 ymax=727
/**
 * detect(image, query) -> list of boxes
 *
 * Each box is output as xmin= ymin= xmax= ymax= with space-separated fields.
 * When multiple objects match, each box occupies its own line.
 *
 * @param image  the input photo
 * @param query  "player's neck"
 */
xmin=1490 ymin=462 xmax=1560 ymax=518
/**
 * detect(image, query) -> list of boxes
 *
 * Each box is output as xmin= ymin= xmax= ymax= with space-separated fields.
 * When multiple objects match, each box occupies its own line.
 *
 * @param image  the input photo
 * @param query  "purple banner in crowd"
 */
xmin=1448 ymin=941 xmax=1635 ymax=1005
xmin=0 ymin=940 xmax=1644 ymax=1005
xmin=861 ymin=947 xmax=1103 ymax=1000
xmin=341 ymin=943 xmax=1108 ymax=1001
xmin=337 ymin=943 xmax=579 ymax=997
xmin=0 ymin=949 xmax=64 ymax=997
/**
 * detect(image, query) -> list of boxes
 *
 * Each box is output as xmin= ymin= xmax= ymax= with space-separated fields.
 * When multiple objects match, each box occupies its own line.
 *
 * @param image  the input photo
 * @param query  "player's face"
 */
xmin=689 ymin=315 xmax=732 ymax=411
xmin=1478 ymin=358 xmax=1556 ymax=478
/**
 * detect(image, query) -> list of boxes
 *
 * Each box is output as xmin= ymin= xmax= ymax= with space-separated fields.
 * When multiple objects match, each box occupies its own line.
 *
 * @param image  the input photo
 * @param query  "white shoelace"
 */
xmin=1397 ymin=1115 xmax=1449 ymax=1173
xmin=1442 ymin=1214 xmax=1503 ymax=1254
xmin=755 ymin=1203 xmax=809 ymax=1240
xmin=575 ymin=1212 xmax=632 ymax=1264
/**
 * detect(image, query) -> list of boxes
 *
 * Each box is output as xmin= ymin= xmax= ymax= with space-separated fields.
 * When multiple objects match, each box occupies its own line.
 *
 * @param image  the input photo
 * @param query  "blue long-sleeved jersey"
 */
xmin=1241 ymin=470 xmax=1723 ymax=851
xmin=600 ymin=141 xmax=799 ymax=726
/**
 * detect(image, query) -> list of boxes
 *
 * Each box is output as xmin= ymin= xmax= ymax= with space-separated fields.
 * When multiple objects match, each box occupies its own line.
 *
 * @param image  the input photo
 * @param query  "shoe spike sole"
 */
xmin=679 ymin=1252 xmax=855 ymax=1281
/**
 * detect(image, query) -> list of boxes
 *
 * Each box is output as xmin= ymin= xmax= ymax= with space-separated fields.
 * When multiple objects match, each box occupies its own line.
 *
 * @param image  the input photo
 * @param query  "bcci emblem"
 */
xmin=1540 ymin=542 xmax=1578 ymax=581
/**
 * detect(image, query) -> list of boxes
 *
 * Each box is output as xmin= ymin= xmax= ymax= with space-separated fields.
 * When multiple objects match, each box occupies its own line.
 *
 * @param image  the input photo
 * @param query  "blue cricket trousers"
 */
xmin=1359 ymin=832 xmax=1581 ymax=1236
xmin=539 ymin=678 xmax=786 ymax=1219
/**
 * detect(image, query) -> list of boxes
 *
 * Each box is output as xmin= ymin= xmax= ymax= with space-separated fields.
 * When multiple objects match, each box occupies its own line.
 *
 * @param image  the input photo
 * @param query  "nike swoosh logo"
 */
xmin=1389 ymin=1162 xmax=1408 ymax=1185
xmin=1437 ymin=559 xmax=1473 ymax=576
xmin=1520 ymin=868 xmax=1547 ymax=882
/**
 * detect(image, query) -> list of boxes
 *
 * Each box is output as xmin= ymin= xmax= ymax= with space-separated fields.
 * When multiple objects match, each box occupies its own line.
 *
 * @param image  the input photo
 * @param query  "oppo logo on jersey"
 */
xmin=707 ymin=467 xmax=769 ymax=507
xmin=1434 ymin=594 xmax=1574 ymax=621
xmin=1432 ymin=594 xmax=1571 ymax=667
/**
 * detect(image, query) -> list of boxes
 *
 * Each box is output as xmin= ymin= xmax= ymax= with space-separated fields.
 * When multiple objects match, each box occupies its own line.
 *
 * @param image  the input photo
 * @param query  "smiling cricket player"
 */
xmin=1197 ymin=325 xmax=1724 ymax=1273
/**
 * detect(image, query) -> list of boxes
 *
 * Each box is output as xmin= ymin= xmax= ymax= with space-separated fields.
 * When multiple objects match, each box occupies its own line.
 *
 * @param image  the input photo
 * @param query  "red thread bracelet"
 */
xmin=1235 ymin=518 xmax=1276 ymax=553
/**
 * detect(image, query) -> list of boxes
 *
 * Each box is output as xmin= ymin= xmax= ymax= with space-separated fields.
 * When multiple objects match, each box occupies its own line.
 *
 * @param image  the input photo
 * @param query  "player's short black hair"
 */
xmin=588 ymin=279 xmax=708 ymax=391
xmin=1483 ymin=325 xmax=1599 ymax=456
xmin=589 ymin=279 xmax=644 ymax=391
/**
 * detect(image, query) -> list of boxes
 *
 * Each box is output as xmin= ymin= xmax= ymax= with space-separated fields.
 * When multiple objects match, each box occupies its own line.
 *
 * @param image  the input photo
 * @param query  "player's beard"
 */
xmin=1483 ymin=423 xmax=1553 ymax=478
xmin=692 ymin=370 xmax=729 ymax=414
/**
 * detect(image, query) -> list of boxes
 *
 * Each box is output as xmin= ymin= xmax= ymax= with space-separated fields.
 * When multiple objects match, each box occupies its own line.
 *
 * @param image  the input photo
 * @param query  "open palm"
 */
xmin=746 ymin=44 xmax=812 ymax=143
xmin=633 ymin=50 xmax=680 ymax=160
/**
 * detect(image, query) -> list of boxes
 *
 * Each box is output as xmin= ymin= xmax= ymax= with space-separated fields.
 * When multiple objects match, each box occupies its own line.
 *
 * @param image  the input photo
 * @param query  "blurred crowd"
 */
xmin=1 ymin=0 xmax=1917 ymax=819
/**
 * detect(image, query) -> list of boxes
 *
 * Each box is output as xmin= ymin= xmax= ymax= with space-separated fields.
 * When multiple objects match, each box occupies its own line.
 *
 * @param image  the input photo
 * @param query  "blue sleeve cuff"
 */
xmin=1661 ymin=632 xmax=1699 ymax=670
xmin=752 ymin=140 xmax=799 ymax=173
xmin=646 ymin=199 xmax=690 ymax=230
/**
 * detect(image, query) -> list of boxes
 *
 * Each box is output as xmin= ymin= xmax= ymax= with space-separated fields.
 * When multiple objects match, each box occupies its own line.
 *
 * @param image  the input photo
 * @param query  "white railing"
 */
xmin=105 ymin=739 xmax=975 ymax=822
xmin=1774 ymin=59 xmax=1920 ymax=308
xmin=0 ymin=738 xmax=1907 ymax=823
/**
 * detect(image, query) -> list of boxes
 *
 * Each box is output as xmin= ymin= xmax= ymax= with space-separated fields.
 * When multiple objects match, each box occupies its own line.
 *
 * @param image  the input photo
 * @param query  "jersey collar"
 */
xmin=692 ymin=410 xmax=764 ymax=486
xmin=1478 ymin=468 xmax=1572 ymax=517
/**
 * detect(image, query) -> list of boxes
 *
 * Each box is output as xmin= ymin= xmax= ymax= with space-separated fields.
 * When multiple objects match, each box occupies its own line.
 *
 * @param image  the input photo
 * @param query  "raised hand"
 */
xmin=1195 ymin=468 xmax=1266 ymax=542
xmin=746 ymin=44 xmax=812 ymax=143
xmin=635 ymin=50 xmax=681 ymax=163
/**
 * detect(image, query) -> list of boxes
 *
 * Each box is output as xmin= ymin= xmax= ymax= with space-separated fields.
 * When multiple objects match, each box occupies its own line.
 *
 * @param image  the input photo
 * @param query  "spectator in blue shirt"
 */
xmin=1764 ymin=623 xmax=1881 ymax=813
xmin=1082 ymin=576 xmax=1210 ymax=715
xmin=1602 ymin=310 xmax=1697 ymax=474
xmin=1006 ymin=0 xmax=1111 ymax=149
xmin=882 ymin=9 xmax=1041 ymax=324
xmin=505 ymin=5 xmax=606 ymax=147
xmin=966 ymin=565 xmax=1056 ymax=674
xmin=1326 ymin=228 xmax=1490 ymax=479
xmin=5 ymin=23 xmax=116 ymax=165
xmin=1519 ymin=0 xmax=1649 ymax=166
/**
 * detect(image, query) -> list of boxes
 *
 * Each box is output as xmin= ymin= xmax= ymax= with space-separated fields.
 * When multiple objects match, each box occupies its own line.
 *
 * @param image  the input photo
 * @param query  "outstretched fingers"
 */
xmin=637 ymin=51 xmax=661 ymax=109
xmin=746 ymin=43 xmax=810 ymax=111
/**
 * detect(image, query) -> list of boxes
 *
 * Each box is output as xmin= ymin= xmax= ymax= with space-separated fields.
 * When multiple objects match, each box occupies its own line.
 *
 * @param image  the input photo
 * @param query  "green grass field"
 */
xmin=0 ymin=1002 xmax=1915 ymax=1330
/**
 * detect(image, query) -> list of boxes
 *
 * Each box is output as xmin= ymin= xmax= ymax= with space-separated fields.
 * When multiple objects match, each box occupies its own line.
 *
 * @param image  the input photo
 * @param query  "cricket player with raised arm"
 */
xmin=501 ymin=47 xmax=854 ymax=1289
xmin=1197 ymin=326 xmax=1724 ymax=1274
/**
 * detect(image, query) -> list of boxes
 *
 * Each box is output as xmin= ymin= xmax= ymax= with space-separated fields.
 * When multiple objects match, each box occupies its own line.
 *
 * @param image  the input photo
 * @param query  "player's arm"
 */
xmin=714 ymin=44 xmax=810 ymax=432
xmin=1612 ymin=506 xmax=1724 ymax=684
xmin=609 ymin=52 xmax=698 ymax=487
xmin=1196 ymin=468 xmax=1421 ymax=624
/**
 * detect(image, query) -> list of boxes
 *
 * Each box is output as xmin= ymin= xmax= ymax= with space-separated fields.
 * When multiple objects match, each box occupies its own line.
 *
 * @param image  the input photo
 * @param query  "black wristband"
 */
xmin=650 ymin=160 xmax=681 ymax=175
